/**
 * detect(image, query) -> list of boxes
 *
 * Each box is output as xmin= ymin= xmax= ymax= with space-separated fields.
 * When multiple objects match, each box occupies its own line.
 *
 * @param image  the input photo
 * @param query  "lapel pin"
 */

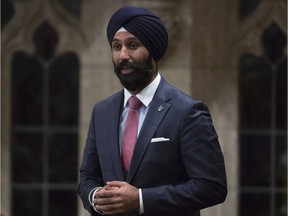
xmin=158 ymin=105 xmax=164 ymax=112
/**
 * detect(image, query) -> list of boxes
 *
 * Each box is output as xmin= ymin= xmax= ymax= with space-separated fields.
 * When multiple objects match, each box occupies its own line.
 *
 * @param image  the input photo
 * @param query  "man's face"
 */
xmin=112 ymin=31 xmax=157 ymax=93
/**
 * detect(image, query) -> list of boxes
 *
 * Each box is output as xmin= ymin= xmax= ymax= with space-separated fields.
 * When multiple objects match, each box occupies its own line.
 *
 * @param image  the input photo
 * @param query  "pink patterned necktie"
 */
xmin=122 ymin=96 xmax=142 ymax=171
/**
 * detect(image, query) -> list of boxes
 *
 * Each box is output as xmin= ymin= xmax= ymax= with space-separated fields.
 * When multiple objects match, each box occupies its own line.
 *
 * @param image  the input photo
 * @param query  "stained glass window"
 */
xmin=239 ymin=23 xmax=287 ymax=216
xmin=11 ymin=21 xmax=79 ymax=216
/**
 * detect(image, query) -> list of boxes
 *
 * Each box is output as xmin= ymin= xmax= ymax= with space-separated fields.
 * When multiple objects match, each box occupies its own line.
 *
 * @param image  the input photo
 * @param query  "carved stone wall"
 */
xmin=189 ymin=1 xmax=239 ymax=216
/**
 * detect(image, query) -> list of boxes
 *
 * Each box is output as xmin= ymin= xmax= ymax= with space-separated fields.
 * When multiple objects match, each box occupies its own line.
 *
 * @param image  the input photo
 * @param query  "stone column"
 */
xmin=190 ymin=1 xmax=238 ymax=216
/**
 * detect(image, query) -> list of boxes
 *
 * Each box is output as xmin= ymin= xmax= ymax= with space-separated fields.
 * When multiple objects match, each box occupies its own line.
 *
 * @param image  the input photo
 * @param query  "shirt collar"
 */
xmin=123 ymin=73 xmax=161 ymax=108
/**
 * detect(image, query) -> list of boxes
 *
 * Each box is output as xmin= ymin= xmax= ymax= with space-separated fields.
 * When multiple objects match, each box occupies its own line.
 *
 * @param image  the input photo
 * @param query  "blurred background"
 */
xmin=1 ymin=0 xmax=287 ymax=216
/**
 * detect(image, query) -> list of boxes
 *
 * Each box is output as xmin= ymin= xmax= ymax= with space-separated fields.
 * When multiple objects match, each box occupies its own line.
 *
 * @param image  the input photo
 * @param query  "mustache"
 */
xmin=114 ymin=60 xmax=148 ymax=73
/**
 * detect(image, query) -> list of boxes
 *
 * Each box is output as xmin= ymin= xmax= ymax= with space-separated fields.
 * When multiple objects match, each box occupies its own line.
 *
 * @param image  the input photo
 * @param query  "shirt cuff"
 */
xmin=89 ymin=187 xmax=104 ymax=215
xmin=139 ymin=188 xmax=144 ymax=214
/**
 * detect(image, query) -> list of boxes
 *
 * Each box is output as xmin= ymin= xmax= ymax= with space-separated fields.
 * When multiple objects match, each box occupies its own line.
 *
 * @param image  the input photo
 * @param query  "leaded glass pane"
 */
xmin=239 ymin=54 xmax=272 ymax=129
xmin=49 ymin=52 xmax=79 ymax=126
xmin=33 ymin=21 xmax=58 ymax=61
xmin=240 ymin=192 xmax=270 ymax=216
xmin=276 ymin=193 xmax=287 ymax=216
xmin=12 ymin=189 xmax=42 ymax=216
xmin=1 ymin=0 xmax=15 ymax=29
xmin=239 ymin=0 xmax=261 ymax=19
xmin=48 ymin=133 xmax=78 ymax=183
xmin=59 ymin=0 xmax=82 ymax=18
xmin=12 ymin=52 xmax=44 ymax=125
xmin=12 ymin=132 xmax=43 ymax=183
xmin=275 ymin=136 xmax=287 ymax=187
xmin=49 ymin=190 xmax=77 ymax=216
xmin=276 ymin=59 xmax=287 ymax=129
xmin=240 ymin=135 xmax=271 ymax=186
xmin=261 ymin=23 xmax=287 ymax=64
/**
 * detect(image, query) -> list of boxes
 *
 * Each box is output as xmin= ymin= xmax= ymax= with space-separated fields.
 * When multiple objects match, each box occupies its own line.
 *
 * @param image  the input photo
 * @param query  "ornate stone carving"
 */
xmin=238 ymin=0 xmax=287 ymax=56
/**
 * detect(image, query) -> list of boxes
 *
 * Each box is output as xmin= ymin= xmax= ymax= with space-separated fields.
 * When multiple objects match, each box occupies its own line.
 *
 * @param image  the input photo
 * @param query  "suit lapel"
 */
xmin=127 ymin=80 xmax=172 ymax=182
xmin=109 ymin=92 xmax=125 ymax=181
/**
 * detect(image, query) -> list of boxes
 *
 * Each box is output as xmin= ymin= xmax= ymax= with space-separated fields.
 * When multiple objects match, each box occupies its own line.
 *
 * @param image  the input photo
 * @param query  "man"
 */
xmin=78 ymin=6 xmax=227 ymax=216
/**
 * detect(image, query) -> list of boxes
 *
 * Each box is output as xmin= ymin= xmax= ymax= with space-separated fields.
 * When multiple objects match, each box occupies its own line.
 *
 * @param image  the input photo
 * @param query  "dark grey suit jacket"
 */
xmin=78 ymin=78 xmax=227 ymax=216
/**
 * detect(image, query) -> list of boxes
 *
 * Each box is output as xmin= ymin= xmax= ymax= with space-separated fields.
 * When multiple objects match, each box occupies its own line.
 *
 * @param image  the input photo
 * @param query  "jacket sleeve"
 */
xmin=78 ymin=107 xmax=104 ymax=216
xmin=142 ymin=101 xmax=227 ymax=215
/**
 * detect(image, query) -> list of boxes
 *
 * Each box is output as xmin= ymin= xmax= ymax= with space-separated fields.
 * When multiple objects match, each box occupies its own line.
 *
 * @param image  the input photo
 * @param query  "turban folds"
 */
xmin=107 ymin=6 xmax=168 ymax=62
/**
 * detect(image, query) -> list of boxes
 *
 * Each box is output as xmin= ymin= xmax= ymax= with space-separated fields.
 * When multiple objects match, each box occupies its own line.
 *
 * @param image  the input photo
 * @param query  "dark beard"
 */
xmin=114 ymin=56 xmax=153 ymax=92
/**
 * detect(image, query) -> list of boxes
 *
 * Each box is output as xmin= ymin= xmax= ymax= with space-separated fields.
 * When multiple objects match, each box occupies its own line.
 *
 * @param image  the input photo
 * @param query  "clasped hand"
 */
xmin=93 ymin=181 xmax=139 ymax=215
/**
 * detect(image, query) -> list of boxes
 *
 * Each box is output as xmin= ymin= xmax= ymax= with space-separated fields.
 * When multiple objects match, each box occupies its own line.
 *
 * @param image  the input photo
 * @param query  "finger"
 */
xmin=95 ymin=192 xmax=114 ymax=202
xmin=106 ymin=181 xmax=125 ymax=187
xmin=105 ymin=185 xmax=120 ymax=190
xmin=97 ymin=203 xmax=122 ymax=215
xmin=97 ymin=189 xmax=119 ymax=199
xmin=94 ymin=196 xmax=114 ymax=205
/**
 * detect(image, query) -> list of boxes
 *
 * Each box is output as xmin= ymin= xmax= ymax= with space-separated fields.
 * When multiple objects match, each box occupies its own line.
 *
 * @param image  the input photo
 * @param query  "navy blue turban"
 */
xmin=107 ymin=6 xmax=168 ymax=62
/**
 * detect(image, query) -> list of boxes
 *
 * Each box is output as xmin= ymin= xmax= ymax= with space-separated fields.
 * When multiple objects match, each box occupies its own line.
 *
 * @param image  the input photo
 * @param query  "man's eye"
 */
xmin=129 ymin=43 xmax=139 ymax=49
xmin=113 ymin=44 xmax=121 ymax=50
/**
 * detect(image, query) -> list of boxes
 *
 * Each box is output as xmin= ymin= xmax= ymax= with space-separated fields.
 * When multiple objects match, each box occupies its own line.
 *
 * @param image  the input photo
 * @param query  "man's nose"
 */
xmin=119 ymin=47 xmax=130 ymax=60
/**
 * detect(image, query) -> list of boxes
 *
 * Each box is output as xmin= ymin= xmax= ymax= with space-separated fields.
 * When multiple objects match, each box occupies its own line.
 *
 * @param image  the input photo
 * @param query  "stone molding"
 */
xmin=237 ymin=0 xmax=287 ymax=56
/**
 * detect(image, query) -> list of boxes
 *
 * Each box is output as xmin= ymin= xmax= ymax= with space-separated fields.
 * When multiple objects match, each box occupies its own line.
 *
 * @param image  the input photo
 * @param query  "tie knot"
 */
xmin=128 ymin=96 xmax=142 ymax=109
